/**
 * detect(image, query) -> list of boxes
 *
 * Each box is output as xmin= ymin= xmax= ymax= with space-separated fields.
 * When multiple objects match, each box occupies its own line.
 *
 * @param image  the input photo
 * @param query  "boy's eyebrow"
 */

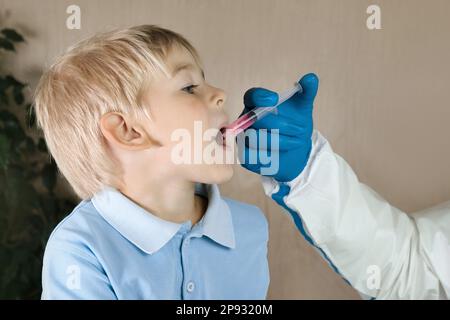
xmin=172 ymin=63 xmax=205 ymax=80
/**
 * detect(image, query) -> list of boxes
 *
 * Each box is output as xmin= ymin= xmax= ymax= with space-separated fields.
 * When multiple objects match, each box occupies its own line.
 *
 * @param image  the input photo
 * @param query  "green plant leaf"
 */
xmin=0 ymin=110 xmax=25 ymax=142
xmin=0 ymin=91 xmax=7 ymax=106
xmin=41 ymin=162 xmax=57 ymax=192
xmin=37 ymin=138 xmax=47 ymax=153
xmin=0 ymin=134 xmax=10 ymax=168
xmin=0 ymin=37 xmax=15 ymax=51
xmin=0 ymin=76 xmax=9 ymax=91
xmin=1 ymin=29 xmax=25 ymax=42
xmin=39 ymin=193 xmax=57 ymax=217
xmin=17 ymin=135 xmax=36 ymax=159
xmin=24 ymin=136 xmax=35 ymax=152
xmin=1 ymin=167 xmax=30 ymax=222
xmin=26 ymin=104 xmax=35 ymax=127
xmin=13 ymin=86 xmax=24 ymax=105
xmin=0 ymin=26 xmax=78 ymax=299
xmin=5 ymin=75 xmax=25 ymax=88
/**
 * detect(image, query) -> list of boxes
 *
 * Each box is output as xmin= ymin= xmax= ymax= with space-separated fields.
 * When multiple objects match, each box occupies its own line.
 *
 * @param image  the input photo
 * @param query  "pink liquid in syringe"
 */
xmin=219 ymin=111 xmax=258 ymax=144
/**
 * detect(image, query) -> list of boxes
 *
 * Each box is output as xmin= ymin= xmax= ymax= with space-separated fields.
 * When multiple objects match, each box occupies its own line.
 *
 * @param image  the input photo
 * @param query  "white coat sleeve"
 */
xmin=262 ymin=130 xmax=450 ymax=299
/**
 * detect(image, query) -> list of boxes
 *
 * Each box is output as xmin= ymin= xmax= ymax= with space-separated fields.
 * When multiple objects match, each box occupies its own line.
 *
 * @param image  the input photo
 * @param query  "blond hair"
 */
xmin=34 ymin=25 xmax=201 ymax=199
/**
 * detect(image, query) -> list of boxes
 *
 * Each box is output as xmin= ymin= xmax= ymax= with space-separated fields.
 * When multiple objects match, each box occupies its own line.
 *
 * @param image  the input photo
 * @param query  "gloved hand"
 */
xmin=238 ymin=73 xmax=319 ymax=182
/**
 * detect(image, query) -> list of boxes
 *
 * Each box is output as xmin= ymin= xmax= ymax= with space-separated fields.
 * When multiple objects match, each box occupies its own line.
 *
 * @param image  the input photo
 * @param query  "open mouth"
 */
xmin=215 ymin=127 xmax=226 ymax=146
xmin=216 ymin=126 xmax=236 ymax=148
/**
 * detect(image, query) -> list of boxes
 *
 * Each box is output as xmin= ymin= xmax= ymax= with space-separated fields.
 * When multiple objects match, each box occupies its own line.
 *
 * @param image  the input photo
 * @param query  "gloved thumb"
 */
xmin=298 ymin=73 xmax=319 ymax=103
xmin=243 ymin=87 xmax=278 ymax=109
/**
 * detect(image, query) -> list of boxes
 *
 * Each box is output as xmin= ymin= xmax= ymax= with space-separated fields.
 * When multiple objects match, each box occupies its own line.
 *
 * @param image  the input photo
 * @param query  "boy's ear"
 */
xmin=100 ymin=112 xmax=160 ymax=150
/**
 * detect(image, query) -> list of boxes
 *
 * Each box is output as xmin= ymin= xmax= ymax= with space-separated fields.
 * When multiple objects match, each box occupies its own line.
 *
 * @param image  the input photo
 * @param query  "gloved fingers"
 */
xmin=238 ymin=145 xmax=279 ymax=175
xmin=242 ymin=87 xmax=279 ymax=111
xmin=248 ymin=114 xmax=311 ymax=137
xmin=239 ymin=146 xmax=301 ymax=178
xmin=296 ymin=73 xmax=319 ymax=104
xmin=237 ymin=129 xmax=306 ymax=151
xmin=238 ymin=145 xmax=263 ymax=174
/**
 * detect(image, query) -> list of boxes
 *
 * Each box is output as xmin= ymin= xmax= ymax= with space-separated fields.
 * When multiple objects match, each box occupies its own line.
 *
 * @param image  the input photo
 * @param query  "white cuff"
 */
xmin=260 ymin=130 xmax=331 ymax=198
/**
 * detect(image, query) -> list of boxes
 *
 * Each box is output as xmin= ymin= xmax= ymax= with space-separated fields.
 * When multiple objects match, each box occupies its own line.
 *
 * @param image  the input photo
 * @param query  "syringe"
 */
xmin=218 ymin=82 xmax=303 ymax=144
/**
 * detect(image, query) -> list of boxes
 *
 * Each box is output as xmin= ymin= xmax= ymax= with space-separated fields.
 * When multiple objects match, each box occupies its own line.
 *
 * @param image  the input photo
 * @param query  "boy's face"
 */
xmin=138 ymin=45 xmax=234 ymax=184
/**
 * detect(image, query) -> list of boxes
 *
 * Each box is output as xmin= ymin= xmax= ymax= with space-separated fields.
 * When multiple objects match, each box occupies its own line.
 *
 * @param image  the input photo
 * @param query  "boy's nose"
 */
xmin=211 ymin=87 xmax=227 ymax=109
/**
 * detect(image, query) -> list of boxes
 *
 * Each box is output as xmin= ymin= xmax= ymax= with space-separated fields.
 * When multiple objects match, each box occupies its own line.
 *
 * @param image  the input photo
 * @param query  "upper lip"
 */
xmin=214 ymin=121 xmax=228 ymax=146
xmin=217 ymin=116 xmax=229 ymax=130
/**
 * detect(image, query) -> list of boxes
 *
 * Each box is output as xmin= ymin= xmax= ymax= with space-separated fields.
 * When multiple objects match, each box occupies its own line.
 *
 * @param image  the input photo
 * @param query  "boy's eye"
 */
xmin=182 ymin=84 xmax=198 ymax=94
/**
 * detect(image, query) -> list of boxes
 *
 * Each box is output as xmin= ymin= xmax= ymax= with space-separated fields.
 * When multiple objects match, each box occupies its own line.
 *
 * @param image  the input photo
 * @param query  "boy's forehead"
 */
xmin=166 ymin=46 xmax=203 ymax=78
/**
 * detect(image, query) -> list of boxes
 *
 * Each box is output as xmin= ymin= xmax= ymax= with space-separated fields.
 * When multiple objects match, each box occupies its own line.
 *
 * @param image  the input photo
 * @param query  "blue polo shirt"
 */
xmin=41 ymin=184 xmax=269 ymax=299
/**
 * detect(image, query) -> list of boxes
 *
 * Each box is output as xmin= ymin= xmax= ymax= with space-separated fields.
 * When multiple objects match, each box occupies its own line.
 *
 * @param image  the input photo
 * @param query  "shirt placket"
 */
xmin=180 ymin=222 xmax=203 ymax=300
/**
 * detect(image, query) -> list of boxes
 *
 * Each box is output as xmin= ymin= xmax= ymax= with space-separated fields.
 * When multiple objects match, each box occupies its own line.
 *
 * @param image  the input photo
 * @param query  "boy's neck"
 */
xmin=120 ymin=179 xmax=208 ymax=226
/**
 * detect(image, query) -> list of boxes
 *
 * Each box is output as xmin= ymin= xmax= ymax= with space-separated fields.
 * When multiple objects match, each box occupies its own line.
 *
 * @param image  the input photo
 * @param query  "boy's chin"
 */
xmin=196 ymin=164 xmax=234 ymax=185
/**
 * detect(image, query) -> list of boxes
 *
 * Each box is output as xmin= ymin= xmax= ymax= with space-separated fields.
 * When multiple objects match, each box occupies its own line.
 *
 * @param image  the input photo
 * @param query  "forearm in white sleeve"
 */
xmin=262 ymin=130 xmax=450 ymax=299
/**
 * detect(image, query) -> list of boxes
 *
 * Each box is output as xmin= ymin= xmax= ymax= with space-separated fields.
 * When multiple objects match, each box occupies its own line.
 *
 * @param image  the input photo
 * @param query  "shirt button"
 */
xmin=186 ymin=281 xmax=195 ymax=293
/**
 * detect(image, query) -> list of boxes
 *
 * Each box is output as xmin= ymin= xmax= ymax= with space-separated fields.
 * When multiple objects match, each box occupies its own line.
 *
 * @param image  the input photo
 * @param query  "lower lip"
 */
xmin=220 ymin=137 xmax=231 ymax=150
xmin=215 ymin=132 xmax=232 ymax=150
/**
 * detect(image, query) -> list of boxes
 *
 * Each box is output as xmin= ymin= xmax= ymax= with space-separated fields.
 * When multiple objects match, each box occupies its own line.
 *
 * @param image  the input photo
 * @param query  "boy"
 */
xmin=35 ymin=25 xmax=269 ymax=299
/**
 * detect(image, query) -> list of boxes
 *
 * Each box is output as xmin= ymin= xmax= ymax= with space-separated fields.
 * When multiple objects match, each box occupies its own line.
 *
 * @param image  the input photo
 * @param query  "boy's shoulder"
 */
xmin=44 ymin=199 xmax=111 ymax=253
xmin=221 ymin=197 xmax=268 ymax=236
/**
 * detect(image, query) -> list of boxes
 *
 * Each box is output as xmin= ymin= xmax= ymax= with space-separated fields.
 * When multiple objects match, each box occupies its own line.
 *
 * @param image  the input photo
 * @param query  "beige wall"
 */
xmin=2 ymin=0 xmax=449 ymax=299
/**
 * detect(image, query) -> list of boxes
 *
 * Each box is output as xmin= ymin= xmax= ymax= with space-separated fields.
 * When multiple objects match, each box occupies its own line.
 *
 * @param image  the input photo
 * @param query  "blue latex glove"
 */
xmin=238 ymin=73 xmax=319 ymax=182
